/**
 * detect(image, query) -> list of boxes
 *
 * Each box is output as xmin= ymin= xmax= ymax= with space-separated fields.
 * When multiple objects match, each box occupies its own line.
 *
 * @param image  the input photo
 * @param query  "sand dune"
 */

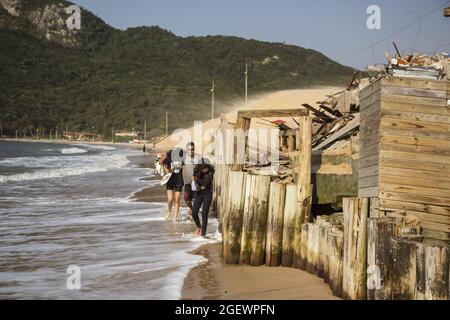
xmin=156 ymin=87 xmax=342 ymax=154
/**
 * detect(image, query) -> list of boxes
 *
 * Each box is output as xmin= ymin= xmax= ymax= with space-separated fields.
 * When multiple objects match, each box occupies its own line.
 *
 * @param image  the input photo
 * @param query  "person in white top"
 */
xmin=182 ymin=142 xmax=202 ymax=230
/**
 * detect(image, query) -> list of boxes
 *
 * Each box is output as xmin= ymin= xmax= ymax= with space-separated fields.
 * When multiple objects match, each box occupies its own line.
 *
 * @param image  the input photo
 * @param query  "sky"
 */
xmin=72 ymin=0 xmax=450 ymax=69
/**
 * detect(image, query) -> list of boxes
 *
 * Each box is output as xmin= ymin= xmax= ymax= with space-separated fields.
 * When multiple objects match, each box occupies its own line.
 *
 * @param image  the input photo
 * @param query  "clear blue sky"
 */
xmin=73 ymin=0 xmax=450 ymax=69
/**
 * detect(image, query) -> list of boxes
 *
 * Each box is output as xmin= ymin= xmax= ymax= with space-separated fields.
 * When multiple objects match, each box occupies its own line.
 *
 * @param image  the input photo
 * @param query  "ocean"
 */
xmin=0 ymin=140 xmax=218 ymax=300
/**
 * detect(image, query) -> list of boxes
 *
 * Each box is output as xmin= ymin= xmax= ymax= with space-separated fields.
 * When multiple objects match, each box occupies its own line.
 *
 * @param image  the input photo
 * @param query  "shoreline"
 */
xmin=182 ymin=243 xmax=340 ymax=300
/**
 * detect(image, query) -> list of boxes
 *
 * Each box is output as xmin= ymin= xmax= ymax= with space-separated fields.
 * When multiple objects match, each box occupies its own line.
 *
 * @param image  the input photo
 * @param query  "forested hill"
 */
xmin=0 ymin=0 xmax=355 ymax=137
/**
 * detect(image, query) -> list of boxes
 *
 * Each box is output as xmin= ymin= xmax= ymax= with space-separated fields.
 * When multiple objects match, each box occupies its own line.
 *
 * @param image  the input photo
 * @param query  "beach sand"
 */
xmin=182 ymin=243 xmax=340 ymax=300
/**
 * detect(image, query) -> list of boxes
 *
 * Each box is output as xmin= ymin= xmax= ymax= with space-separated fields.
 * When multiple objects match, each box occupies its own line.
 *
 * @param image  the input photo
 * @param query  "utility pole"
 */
xmin=144 ymin=119 xmax=147 ymax=141
xmin=55 ymin=128 xmax=58 ymax=141
xmin=245 ymin=63 xmax=248 ymax=105
xmin=211 ymin=81 xmax=215 ymax=120
xmin=50 ymin=128 xmax=53 ymax=141
xmin=165 ymin=112 xmax=168 ymax=136
xmin=37 ymin=129 xmax=39 ymax=140
xmin=112 ymin=127 xmax=115 ymax=144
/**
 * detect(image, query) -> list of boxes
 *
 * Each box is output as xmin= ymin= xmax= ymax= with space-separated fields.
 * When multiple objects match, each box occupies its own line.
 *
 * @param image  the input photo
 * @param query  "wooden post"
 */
xmin=231 ymin=116 xmax=251 ymax=172
xmin=240 ymin=175 xmax=257 ymax=265
xmin=317 ymin=215 xmax=331 ymax=279
xmin=305 ymin=222 xmax=320 ymax=275
xmin=281 ymin=184 xmax=297 ymax=267
xmin=367 ymin=218 xmax=395 ymax=300
xmin=416 ymin=243 xmax=449 ymax=300
xmin=250 ymin=175 xmax=271 ymax=266
xmin=299 ymin=223 xmax=309 ymax=270
xmin=223 ymin=171 xmax=247 ymax=264
xmin=293 ymin=115 xmax=312 ymax=268
xmin=328 ymin=227 xmax=344 ymax=297
xmin=390 ymin=237 xmax=417 ymax=300
xmin=240 ymin=175 xmax=270 ymax=265
xmin=342 ymin=197 xmax=368 ymax=300
xmin=265 ymin=182 xmax=287 ymax=266
xmin=287 ymin=132 xmax=295 ymax=153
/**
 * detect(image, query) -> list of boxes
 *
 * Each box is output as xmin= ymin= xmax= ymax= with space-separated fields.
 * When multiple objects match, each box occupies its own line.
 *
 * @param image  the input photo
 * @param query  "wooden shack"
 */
xmin=359 ymin=77 xmax=450 ymax=242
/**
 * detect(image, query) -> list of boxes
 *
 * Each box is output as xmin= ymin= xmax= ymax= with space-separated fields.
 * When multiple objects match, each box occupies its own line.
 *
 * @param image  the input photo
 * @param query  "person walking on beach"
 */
xmin=191 ymin=161 xmax=214 ymax=237
xmin=161 ymin=148 xmax=184 ymax=222
xmin=143 ymin=144 xmax=146 ymax=153
xmin=182 ymin=142 xmax=202 ymax=218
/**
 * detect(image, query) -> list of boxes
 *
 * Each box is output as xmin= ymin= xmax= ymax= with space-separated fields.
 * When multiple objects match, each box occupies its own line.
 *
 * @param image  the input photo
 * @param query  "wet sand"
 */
xmin=127 ymin=146 xmax=339 ymax=300
xmin=182 ymin=243 xmax=340 ymax=300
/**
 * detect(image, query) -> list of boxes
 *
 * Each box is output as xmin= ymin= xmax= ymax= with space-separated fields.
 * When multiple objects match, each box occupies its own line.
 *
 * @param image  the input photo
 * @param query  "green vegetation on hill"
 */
xmin=0 ymin=1 xmax=354 ymax=138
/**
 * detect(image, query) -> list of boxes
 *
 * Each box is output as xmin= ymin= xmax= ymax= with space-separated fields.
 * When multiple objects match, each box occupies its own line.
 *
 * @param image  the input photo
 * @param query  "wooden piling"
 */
xmin=328 ymin=227 xmax=344 ymax=297
xmin=250 ymin=175 xmax=271 ymax=266
xmin=281 ymin=184 xmax=297 ymax=267
xmin=240 ymin=175 xmax=270 ymax=265
xmin=306 ymin=223 xmax=320 ymax=275
xmin=299 ymin=223 xmax=309 ymax=270
xmin=317 ymin=216 xmax=331 ymax=279
xmin=367 ymin=218 xmax=395 ymax=300
xmin=342 ymin=197 xmax=368 ymax=300
xmin=416 ymin=243 xmax=449 ymax=300
xmin=222 ymin=171 xmax=247 ymax=264
xmin=231 ymin=116 xmax=251 ymax=172
xmin=390 ymin=237 xmax=417 ymax=300
xmin=265 ymin=182 xmax=287 ymax=267
xmin=293 ymin=115 xmax=312 ymax=268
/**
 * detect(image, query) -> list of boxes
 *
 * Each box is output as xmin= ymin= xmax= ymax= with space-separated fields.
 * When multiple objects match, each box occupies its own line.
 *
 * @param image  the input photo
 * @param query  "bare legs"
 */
xmin=166 ymin=190 xmax=173 ymax=221
xmin=173 ymin=191 xmax=181 ymax=221
xmin=166 ymin=190 xmax=181 ymax=222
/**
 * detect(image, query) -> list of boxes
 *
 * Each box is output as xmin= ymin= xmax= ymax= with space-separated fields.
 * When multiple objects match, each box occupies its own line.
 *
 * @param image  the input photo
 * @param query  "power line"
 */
xmin=337 ymin=0 xmax=450 ymax=62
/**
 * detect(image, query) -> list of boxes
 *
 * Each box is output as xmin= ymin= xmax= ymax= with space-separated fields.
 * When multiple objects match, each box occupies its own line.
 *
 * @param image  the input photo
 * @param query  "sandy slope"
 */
xmin=156 ymin=87 xmax=342 ymax=154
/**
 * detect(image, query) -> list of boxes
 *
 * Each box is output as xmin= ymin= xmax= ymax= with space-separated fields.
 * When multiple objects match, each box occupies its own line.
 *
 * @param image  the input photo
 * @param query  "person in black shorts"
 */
xmin=162 ymin=148 xmax=184 ymax=222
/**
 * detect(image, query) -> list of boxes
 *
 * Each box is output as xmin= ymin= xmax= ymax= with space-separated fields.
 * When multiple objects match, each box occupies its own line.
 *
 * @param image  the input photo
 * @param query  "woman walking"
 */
xmin=161 ymin=148 xmax=184 ymax=222
xmin=191 ymin=161 xmax=214 ymax=237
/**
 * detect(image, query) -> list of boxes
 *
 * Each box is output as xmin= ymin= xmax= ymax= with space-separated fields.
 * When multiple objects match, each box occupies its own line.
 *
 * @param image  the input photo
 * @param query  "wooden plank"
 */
xmin=358 ymin=186 xmax=378 ymax=198
xmin=380 ymin=109 xmax=450 ymax=124
xmin=420 ymin=221 xmax=450 ymax=233
xmin=381 ymin=94 xmax=447 ymax=107
xmin=379 ymin=199 xmax=450 ymax=216
xmin=360 ymin=101 xmax=380 ymax=120
xmin=359 ymin=154 xmax=379 ymax=169
xmin=312 ymin=114 xmax=360 ymax=151
xmin=422 ymin=228 xmax=450 ymax=241
xmin=381 ymin=101 xmax=450 ymax=116
xmin=380 ymin=166 xmax=450 ymax=182
xmin=238 ymin=109 xmax=308 ymax=118
xmin=380 ymin=183 xmax=450 ymax=199
xmin=360 ymin=142 xmax=379 ymax=159
xmin=381 ymin=117 xmax=450 ymax=137
xmin=381 ymin=126 xmax=449 ymax=141
xmin=381 ymin=134 xmax=449 ymax=149
xmin=380 ymin=191 xmax=450 ymax=207
xmin=381 ymin=86 xmax=447 ymax=99
xmin=381 ymin=77 xmax=449 ymax=91
xmin=359 ymin=175 xmax=379 ymax=189
xmin=380 ymin=150 xmax=450 ymax=165
xmin=301 ymin=104 xmax=334 ymax=121
xmin=360 ymin=79 xmax=381 ymax=100
xmin=385 ymin=210 xmax=450 ymax=225
xmin=380 ymin=142 xmax=450 ymax=157
xmin=359 ymin=165 xmax=379 ymax=179
xmin=360 ymin=92 xmax=381 ymax=109
xmin=380 ymin=158 xmax=449 ymax=174
xmin=232 ymin=116 xmax=251 ymax=171
xmin=380 ymin=174 xmax=450 ymax=191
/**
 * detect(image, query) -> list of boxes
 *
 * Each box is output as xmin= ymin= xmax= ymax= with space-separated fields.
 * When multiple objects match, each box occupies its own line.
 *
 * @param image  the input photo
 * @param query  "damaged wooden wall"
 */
xmin=359 ymin=77 xmax=450 ymax=242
